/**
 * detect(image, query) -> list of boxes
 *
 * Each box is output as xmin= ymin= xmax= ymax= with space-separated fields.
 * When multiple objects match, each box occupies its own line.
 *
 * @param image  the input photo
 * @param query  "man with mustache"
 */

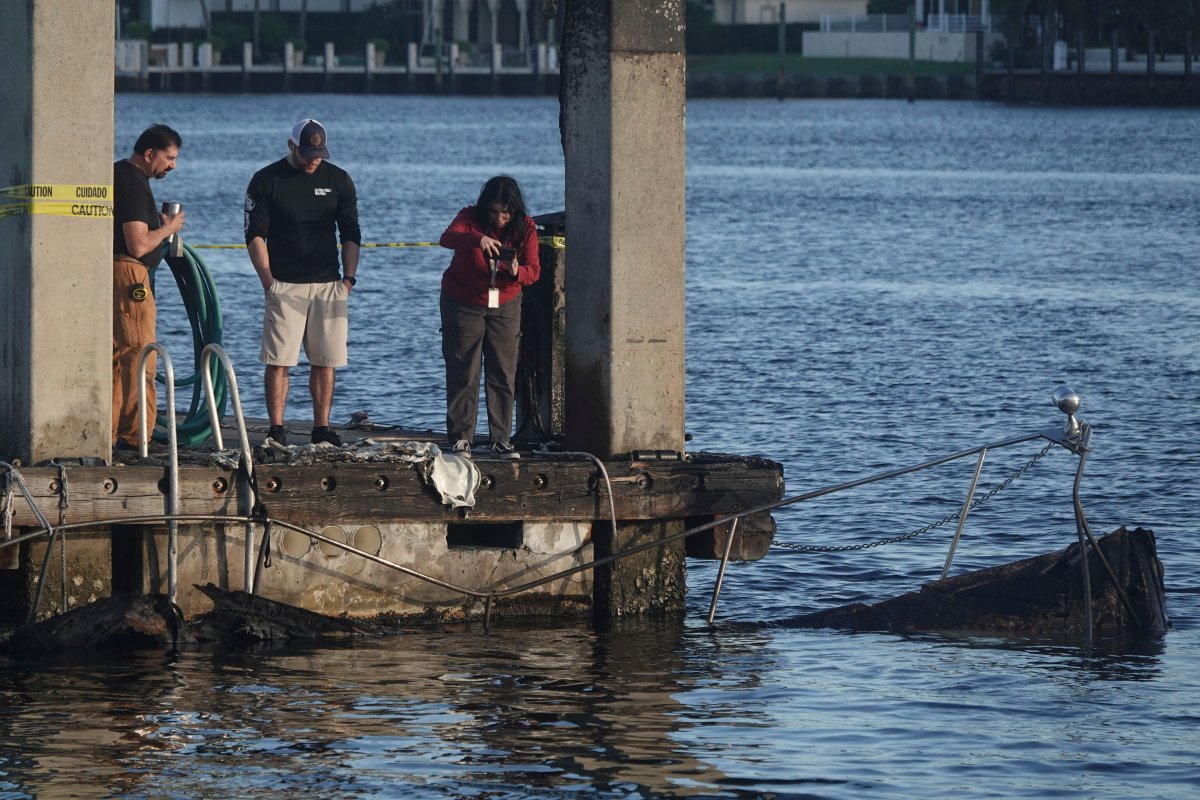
xmin=112 ymin=123 xmax=185 ymax=452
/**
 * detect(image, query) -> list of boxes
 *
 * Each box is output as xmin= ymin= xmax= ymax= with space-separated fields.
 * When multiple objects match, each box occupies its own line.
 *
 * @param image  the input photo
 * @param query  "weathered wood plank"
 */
xmin=3 ymin=454 xmax=783 ymax=528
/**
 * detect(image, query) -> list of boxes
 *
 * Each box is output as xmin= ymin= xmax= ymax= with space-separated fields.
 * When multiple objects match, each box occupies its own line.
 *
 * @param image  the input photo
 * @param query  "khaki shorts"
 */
xmin=260 ymin=279 xmax=349 ymax=367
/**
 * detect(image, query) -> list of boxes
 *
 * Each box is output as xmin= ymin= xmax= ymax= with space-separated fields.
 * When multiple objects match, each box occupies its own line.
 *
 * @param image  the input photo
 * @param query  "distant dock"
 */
xmin=116 ymin=37 xmax=1200 ymax=105
xmin=690 ymin=71 xmax=1200 ymax=106
xmin=114 ymin=40 xmax=561 ymax=95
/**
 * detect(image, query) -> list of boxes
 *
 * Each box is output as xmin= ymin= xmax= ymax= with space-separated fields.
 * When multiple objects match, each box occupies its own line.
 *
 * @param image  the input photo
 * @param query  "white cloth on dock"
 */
xmin=430 ymin=449 xmax=480 ymax=508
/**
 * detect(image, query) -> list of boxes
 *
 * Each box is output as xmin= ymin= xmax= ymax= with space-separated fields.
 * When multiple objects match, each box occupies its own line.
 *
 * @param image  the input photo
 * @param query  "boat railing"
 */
xmin=704 ymin=385 xmax=1130 ymax=647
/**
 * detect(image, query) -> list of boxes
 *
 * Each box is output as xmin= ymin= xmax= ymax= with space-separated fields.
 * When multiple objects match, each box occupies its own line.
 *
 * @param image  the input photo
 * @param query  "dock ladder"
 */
xmin=137 ymin=343 xmax=257 ymax=605
xmin=136 ymin=343 xmax=180 ymax=604
xmin=199 ymin=344 xmax=258 ymax=594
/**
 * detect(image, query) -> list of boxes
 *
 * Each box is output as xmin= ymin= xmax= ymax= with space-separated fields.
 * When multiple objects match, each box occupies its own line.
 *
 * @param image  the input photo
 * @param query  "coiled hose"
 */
xmin=150 ymin=241 xmax=228 ymax=446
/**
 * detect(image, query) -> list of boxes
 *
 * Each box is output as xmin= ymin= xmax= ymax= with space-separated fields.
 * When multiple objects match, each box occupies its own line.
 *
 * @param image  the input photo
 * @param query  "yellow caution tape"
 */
xmin=0 ymin=183 xmax=113 ymax=220
xmin=0 ymin=184 xmax=570 ymax=244
xmin=193 ymin=238 xmax=568 ymax=250
xmin=361 ymin=241 xmax=439 ymax=248
xmin=0 ymin=199 xmax=113 ymax=219
xmin=192 ymin=241 xmax=441 ymax=250
xmin=0 ymin=183 xmax=112 ymax=201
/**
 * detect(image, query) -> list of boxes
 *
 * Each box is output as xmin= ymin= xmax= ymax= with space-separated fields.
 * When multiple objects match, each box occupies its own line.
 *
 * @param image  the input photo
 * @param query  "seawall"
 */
xmin=116 ymin=69 xmax=1200 ymax=106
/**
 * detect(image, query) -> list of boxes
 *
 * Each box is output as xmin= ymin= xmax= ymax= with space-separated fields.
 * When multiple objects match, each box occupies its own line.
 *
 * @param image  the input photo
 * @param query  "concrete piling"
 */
xmin=0 ymin=0 xmax=115 ymax=465
xmin=561 ymin=0 xmax=688 ymax=616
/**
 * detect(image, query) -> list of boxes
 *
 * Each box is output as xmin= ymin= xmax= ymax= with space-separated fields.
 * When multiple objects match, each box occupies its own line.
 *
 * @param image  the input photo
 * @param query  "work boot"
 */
xmin=267 ymin=424 xmax=288 ymax=445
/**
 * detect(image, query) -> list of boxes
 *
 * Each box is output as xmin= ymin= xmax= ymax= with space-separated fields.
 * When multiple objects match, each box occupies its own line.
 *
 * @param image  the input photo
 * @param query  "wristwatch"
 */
xmin=343 ymin=275 xmax=357 ymax=286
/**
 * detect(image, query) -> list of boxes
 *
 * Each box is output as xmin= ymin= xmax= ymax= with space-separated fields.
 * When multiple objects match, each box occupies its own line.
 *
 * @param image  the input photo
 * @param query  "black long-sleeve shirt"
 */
xmin=243 ymin=157 xmax=361 ymax=283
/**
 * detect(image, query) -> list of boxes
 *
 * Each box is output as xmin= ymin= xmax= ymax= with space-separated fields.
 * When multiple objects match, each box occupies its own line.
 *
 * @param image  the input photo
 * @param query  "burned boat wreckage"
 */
xmin=785 ymin=526 xmax=1168 ymax=640
xmin=0 ymin=385 xmax=1170 ymax=650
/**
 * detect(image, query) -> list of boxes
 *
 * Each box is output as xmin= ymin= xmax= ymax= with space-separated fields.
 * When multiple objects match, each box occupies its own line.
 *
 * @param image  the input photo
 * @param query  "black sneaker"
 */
xmin=311 ymin=426 xmax=343 ymax=446
xmin=449 ymin=439 xmax=473 ymax=459
xmin=490 ymin=441 xmax=520 ymax=460
xmin=267 ymin=425 xmax=288 ymax=445
xmin=114 ymin=439 xmax=140 ymax=453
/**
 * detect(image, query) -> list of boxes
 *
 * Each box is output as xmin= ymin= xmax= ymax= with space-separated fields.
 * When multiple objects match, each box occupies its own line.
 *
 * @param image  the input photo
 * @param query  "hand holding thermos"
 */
xmin=161 ymin=201 xmax=186 ymax=257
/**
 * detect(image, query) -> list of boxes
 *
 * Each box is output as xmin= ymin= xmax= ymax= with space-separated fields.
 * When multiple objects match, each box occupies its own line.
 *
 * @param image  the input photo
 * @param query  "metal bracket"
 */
xmin=630 ymin=449 xmax=683 ymax=462
xmin=1039 ymin=422 xmax=1092 ymax=455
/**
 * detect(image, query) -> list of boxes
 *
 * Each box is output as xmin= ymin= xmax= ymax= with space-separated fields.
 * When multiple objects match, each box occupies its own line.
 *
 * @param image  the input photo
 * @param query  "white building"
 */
xmin=138 ymin=0 xmax=383 ymax=31
xmin=126 ymin=0 xmax=542 ymax=61
xmin=711 ymin=0 xmax=868 ymax=25
xmin=711 ymin=1 xmax=993 ymax=27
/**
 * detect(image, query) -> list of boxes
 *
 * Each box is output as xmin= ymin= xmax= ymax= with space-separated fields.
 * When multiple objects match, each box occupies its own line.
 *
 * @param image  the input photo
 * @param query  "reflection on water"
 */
xmin=1 ymin=617 xmax=1193 ymax=799
xmin=1 ymin=622 xmax=753 ymax=798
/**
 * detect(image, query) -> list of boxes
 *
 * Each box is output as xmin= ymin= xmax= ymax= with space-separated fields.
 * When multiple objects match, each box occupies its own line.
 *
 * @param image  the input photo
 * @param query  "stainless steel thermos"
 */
xmin=162 ymin=201 xmax=182 ymax=257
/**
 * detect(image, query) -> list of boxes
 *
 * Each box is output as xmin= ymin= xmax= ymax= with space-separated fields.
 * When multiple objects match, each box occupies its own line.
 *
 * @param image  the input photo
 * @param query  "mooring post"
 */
xmin=514 ymin=214 xmax=566 ymax=443
xmin=562 ymin=0 xmax=688 ymax=617
xmin=1110 ymin=29 xmax=1119 ymax=103
xmin=242 ymin=41 xmax=253 ymax=92
xmin=776 ymin=3 xmax=786 ymax=100
xmin=907 ymin=5 xmax=916 ymax=103
xmin=975 ymin=29 xmax=985 ymax=97
xmin=1186 ymin=31 xmax=1194 ymax=97
xmin=1006 ymin=15 xmax=1016 ymax=103
xmin=283 ymin=41 xmax=295 ymax=93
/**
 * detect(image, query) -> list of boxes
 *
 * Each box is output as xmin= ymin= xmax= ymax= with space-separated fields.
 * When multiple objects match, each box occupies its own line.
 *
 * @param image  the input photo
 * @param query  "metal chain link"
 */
xmin=2 ymin=471 xmax=14 ymax=542
xmin=773 ymin=440 xmax=1058 ymax=553
xmin=53 ymin=461 xmax=70 ymax=522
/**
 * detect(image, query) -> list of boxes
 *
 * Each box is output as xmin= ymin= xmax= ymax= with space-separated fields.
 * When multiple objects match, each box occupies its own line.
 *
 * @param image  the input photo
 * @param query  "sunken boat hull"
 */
xmin=787 ymin=527 xmax=1169 ymax=639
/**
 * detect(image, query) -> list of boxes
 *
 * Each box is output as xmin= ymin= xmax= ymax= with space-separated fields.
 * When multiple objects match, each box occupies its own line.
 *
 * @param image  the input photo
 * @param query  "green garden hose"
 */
xmin=151 ymin=241 xmax=229 ymax=446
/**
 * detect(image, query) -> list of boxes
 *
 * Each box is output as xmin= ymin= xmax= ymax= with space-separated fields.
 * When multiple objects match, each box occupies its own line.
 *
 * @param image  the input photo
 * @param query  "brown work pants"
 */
xmin=112 ymin=256 xmax=157 ymax=447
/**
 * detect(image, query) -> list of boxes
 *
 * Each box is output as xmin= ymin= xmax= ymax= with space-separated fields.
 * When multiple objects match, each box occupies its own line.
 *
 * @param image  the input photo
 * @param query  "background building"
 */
xmin=711 ymin=1 xmax=868 ymax=25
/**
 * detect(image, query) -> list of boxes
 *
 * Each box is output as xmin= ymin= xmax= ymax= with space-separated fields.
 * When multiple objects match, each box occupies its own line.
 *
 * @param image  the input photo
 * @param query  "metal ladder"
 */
xmin=199 ymin=344 xmax=258 ymax=594
xmin=137 ymin=342 xmax=257 ymax=604
xmin=136 ymin=343 xmax=180 ymax=604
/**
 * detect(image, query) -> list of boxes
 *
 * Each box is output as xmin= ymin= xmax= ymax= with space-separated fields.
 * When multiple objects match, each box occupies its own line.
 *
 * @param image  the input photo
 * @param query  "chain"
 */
xmin=2 ymin=470 xmax=14 ymax=541
xmin=53 ymin=461 xmax=70 ymax=524
xmin=772 ymin=441 xmax=1058 ymax=554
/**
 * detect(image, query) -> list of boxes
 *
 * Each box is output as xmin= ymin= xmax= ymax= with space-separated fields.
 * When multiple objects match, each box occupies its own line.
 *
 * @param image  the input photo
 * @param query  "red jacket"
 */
xmin=439 ymin=206 xmax=541 ymax=307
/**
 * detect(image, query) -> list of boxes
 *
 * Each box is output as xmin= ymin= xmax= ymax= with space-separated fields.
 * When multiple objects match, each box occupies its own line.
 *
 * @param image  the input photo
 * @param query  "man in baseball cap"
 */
xmin=244 ymin=117 xmax=360 ymax=446
xmin=290 ymin=118 xmax=331 ymax=160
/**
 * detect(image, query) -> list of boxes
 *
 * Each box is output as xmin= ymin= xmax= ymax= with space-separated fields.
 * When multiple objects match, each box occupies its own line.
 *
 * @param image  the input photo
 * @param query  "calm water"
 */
xmin=2 ymin=96 xmax=1198 ymax=798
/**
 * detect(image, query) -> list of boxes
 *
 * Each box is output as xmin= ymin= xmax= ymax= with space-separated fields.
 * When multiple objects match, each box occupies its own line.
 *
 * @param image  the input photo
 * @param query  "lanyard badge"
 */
xmin=486 ymin=253 xmax=500 ymax=308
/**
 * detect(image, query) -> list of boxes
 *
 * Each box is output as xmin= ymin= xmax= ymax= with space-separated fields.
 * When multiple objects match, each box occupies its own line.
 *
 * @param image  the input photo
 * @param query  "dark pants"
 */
xmin=440 ymin=293 xmax=521 ymax=445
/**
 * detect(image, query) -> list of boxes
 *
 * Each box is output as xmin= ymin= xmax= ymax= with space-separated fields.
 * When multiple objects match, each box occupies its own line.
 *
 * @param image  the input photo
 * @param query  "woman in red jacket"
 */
xmin=439 ymin=175 xmax=541 ymax=459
